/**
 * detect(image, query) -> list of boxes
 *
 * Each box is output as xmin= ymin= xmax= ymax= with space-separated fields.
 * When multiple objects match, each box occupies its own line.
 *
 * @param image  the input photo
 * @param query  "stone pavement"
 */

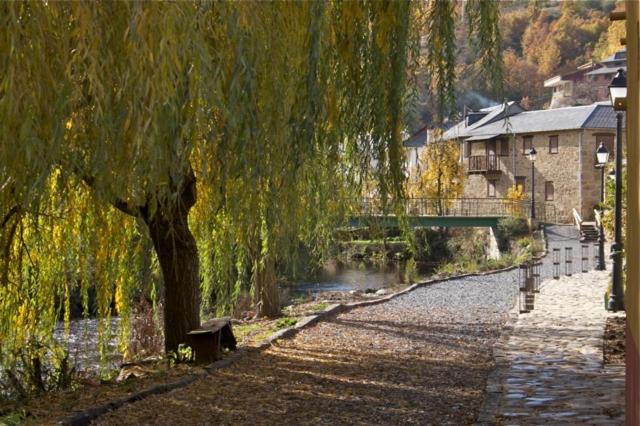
xmin=491 ymin=270 xmax=625 ymax=425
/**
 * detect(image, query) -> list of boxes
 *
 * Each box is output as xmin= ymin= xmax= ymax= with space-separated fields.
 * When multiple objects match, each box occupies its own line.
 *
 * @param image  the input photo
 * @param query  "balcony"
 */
xmin=467 ymin=154 xmax=502 ymax=174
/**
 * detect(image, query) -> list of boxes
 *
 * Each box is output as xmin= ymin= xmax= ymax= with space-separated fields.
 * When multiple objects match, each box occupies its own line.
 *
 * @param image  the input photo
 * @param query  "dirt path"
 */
xmin=95 ymin=272 xmax=519 ymax=425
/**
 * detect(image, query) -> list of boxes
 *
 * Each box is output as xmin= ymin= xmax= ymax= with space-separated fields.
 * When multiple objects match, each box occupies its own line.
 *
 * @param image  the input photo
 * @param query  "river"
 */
xmin=286 ymin=260 xmax=435 ymax=297
xmin=34 ymin=262 xmax=434 ymax=380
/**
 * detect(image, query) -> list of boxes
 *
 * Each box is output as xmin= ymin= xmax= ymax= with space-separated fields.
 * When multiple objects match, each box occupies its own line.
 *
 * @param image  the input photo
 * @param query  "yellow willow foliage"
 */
xmin=0 ymin=0 xmax=501 ymax=382
xmin=0 ymin=174 xmax=150 ymax=389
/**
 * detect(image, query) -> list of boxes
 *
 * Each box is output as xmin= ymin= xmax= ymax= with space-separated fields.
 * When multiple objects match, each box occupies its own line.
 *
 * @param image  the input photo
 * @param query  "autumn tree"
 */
xmin=408 ymin=140 xmax=464 ymax=215
xmin=502 ymin=49 xmax=545 ymax=108
xmin=0 ymin=1 xmax=503 ymax=390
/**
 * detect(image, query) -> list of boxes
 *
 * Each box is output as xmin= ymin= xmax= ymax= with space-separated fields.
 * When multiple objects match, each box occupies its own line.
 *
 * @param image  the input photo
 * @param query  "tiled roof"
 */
xmin=442 ymin=102 xmax=523 ymax=140
xmin=583 ymin=104 xmax=625 ymax=129
xmin=443 ymin=102 xmax=616 ymax=141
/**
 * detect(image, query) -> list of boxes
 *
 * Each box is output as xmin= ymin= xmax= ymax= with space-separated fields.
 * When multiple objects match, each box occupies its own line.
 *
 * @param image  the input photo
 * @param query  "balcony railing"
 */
xmin=468 ymin=154 xmax=501 ymax=173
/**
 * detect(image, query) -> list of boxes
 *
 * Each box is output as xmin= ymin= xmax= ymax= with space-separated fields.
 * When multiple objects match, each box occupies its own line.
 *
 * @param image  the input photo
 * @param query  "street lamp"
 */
xmin=527 ymin=146 xmax=537 ymax=220
xmin=595 ymin=142 xmax=609 ymax=271
xmin=607 ymin=69 xmax=626 ymax=312
xmin=609 ymin=68 xmax=628 ymax=111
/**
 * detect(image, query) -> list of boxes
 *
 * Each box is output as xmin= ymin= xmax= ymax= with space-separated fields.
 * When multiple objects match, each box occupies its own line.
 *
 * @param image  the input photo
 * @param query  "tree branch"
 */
xmin=1 ymin=205 xmax=20 ymax=229
xmin=72 ymin=165 xmax=144 ymax=217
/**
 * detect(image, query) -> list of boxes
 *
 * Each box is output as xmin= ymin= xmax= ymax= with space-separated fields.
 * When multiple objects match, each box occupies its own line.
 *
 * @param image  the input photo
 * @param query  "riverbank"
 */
xmin=94 ymin=267 xmax=521 ymax=425
xmin=0 ymin=222 xmax=542 ymax=423
xmin=1 ymin=264 xmax=522 ymax=425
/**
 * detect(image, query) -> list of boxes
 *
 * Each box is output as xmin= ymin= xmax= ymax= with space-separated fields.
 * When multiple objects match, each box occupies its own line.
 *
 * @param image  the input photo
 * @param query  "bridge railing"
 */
xmin=358 ymin=198 xmax=557 ymax=222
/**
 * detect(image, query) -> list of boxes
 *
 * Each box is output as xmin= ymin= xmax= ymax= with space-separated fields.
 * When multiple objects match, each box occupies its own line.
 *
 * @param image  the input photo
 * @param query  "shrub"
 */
xmin=275 ymin=317 xmax=297 ymax=329
xmin=126 ymin=297 xmax=164 ymax=362
xmin=168 ymin=344 xmax=192 ymax=367
xmin=496 ymin=217 xmax=529 ymax=251
xmin=447 ymin=229 xmax=487 ymax=263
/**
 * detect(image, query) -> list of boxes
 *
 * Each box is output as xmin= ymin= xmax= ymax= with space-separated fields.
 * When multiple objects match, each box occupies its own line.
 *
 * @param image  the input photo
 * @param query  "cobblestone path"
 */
xmin=493 ymin=269 xmax=625 ymax=425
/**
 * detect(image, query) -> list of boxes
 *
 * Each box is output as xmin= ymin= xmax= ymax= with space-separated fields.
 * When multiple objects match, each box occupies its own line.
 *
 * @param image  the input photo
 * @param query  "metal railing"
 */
xmin=468 ymin=154 xmax=501 ymax=172
xmin=358 ymin=197 xmax=556 ymax=222
xmin=572 ymin=208 xmax=582 ymax=230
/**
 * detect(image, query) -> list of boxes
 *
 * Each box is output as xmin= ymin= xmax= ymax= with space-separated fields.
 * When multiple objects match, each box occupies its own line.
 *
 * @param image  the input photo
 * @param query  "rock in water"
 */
xmin=375 ymin=288 xmax=388 ymax=296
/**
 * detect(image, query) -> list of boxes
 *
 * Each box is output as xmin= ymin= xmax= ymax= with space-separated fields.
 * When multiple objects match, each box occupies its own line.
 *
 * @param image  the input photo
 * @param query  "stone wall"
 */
xmin=461 ymin=129 xmax=622 ymax=223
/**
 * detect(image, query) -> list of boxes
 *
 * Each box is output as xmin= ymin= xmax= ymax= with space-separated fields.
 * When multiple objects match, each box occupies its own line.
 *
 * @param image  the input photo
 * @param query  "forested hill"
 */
xmin=410 ymin=0 xmax=621 ymax=131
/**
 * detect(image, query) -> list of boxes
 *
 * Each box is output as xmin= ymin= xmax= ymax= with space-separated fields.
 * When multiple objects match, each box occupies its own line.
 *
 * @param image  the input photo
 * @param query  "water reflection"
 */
xmin=287 ymin=260 xmax=434 ymax=297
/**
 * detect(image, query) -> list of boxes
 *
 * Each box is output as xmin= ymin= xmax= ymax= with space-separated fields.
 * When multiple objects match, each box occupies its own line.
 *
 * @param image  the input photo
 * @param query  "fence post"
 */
xmin=581 ymin=244 xmax=589 ymax=273
xmin=565 ymin=247 xmax=573 ymax=276
xmin=553 ymin=248 xmax=561 ymax=279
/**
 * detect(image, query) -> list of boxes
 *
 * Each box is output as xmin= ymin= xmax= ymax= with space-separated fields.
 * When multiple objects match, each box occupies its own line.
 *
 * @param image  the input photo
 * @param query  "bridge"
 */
xmin=347 ymin=198 xmax=556 ymax=228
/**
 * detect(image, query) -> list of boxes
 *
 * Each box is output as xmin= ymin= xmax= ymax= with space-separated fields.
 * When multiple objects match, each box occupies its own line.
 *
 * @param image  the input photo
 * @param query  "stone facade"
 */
xmin=461 ymin=129 xmax=622 ymax=223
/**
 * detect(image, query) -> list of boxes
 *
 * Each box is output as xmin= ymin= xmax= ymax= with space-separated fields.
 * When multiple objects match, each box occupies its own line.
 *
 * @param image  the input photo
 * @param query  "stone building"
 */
xmin=443 ymin=101 xmax=622 ymax=223
xmin=544 ymin=49 xmax=626 ymax=109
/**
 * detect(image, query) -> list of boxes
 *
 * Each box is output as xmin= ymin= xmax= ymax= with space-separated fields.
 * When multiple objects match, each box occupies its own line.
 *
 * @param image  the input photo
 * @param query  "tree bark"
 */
xmin=143 ymin=179 xmax=201 ymax=353
xmin=254 ymin=256 xmax=280 ymax=318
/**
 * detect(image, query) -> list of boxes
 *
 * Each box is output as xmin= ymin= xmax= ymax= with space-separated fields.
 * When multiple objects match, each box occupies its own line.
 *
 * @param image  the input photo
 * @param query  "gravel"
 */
xmin=95 ymin=268 xmax=521 ymax=425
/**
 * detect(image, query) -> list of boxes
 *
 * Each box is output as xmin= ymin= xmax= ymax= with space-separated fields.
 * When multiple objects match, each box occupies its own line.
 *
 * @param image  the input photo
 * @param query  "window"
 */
xmin=545 ymin=181 xmax=554 ymax=201
xmin=500 ymin=138 xmax=509 ymax=156
xmin=464 ymin=141 xmax=471 ymax=158
xmin=488 ymin=179 xmax=497 ymax=198
xmin=522 ymin=135 xmax=533 ymax=155
xmin=595 ymin=134 xmax=614 ymax=161
xmin=515 ymin=176 xmax=526 ymax=192
xmin=549 ymin=135 xmax=558 ymax=154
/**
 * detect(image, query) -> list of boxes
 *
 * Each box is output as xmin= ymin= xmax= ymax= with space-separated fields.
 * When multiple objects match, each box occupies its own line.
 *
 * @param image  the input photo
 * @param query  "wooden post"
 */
xmin=624 ymin=2 xmax=640 ymax=423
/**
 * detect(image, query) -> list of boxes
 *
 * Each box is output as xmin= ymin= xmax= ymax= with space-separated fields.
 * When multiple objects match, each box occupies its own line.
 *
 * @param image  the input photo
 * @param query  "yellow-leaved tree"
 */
xmin=0 ymin=0 xmax=503 ymax=396
xmin=407 ymin=139 xmax=464 ymax=215
xmin=504 ymin=184 xmax=527 ymax=217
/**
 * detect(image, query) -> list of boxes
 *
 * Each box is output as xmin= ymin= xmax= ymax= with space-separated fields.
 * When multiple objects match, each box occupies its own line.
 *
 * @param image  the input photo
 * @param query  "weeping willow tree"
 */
xmin=0 ymin=0 xmax=501 ymax=385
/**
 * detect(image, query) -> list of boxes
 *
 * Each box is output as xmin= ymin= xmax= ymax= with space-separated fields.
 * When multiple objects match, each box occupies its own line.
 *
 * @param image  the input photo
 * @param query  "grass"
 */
xmin=233 ymin=322 xmax=277 ymax=345
xmin=309 ymin=302 xmax=329 ymax=312
xmin=233 ymin=316 xmax=300 ymax=347
xmin=274 ymin=317 xmax=298 ymax=329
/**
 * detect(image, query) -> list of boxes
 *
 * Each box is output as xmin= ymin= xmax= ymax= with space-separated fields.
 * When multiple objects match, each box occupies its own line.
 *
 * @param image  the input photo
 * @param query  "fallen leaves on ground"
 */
xmin=604 ymin=316 xmax=625 ymax=365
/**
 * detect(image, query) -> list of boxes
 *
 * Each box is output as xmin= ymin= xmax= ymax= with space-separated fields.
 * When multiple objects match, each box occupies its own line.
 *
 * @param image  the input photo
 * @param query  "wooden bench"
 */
xmin=187 ymin=318 xmax=237 ymax=364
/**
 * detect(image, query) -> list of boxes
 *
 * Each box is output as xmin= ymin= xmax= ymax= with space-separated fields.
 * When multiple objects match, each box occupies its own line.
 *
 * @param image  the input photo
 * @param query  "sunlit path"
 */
xmin=493 ymin=270 xmax=624 ymax=424
xmin=96 ymin=271 xmax=519 ymax=425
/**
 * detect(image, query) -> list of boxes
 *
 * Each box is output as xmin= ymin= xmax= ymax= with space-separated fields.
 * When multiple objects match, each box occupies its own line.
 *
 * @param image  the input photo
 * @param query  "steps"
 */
xmin=580 ymin=221 xmax=599 ymax=242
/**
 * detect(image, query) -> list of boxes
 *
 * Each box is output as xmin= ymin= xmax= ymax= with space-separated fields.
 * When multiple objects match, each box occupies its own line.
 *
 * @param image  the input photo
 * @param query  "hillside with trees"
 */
xmin=409 ymin=0 xmax=619 ymax=130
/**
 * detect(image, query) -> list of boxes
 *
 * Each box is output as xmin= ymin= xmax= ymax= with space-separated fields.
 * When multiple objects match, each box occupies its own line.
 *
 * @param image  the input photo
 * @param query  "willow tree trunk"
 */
xmin=144 ymin=181 xmax=201 ymax=353
xmin=255 ymin=256 xmax=280 ymax=318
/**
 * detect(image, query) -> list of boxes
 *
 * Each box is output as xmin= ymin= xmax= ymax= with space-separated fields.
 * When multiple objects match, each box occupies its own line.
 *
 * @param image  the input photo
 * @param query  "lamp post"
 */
xmin=527 ymin=146 xmax=537 ymax=220
xmin=608 ymin=68 xmax=626 ymax=312
xmin=595 ymin=143 xmax=609 ymax=271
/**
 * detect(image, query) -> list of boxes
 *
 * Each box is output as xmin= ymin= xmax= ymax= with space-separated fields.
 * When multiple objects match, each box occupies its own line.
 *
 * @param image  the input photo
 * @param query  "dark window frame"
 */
xmin=522 ymin=135 xmax=533 ymax=155
xmin=515 ymin=176 xmax=526 ymax=192
xmin=545 ymin=181 xmax=554 ymax=201
xmin=500 ymin=138 xmax=510 ymax=156
xmin=548 ymin=135 xmax=559 ymax=154
xmin=487 ymin=179 xmax=497 ymax=198
xmin=465 ymin=141 xmax=472 ymax=158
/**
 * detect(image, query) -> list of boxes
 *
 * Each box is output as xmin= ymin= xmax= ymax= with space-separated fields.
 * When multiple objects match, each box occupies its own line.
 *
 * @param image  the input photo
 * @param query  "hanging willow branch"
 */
xmin=0 ymin=0 xmax=503 ymax=391
xmin=466 ymin=0 xmax=503 ymax=96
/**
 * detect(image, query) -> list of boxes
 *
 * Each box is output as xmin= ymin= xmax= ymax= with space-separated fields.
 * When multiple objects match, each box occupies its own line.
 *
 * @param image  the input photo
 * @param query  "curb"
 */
xmin=59 ymin=265 xmax=520 ymax=426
